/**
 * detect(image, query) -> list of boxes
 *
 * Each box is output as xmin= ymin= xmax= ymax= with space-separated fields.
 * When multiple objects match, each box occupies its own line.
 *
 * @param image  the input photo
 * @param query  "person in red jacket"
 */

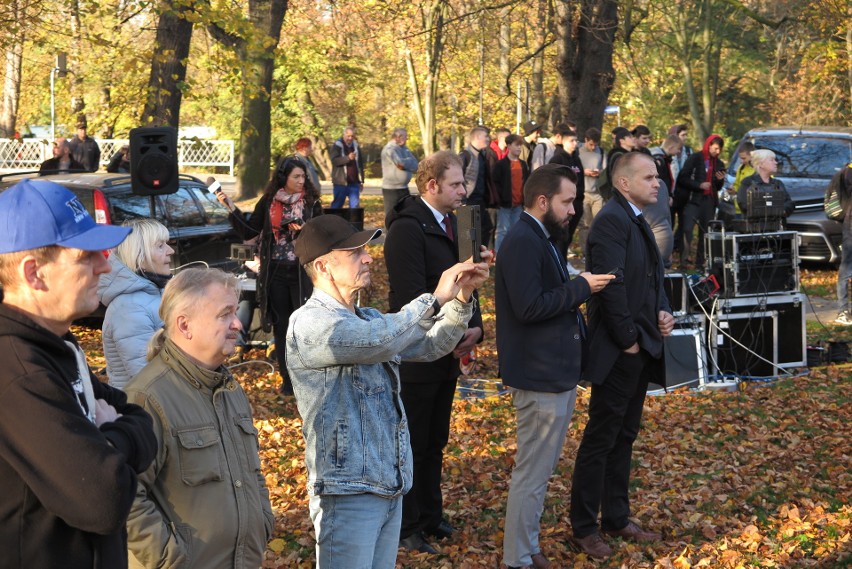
xmin=675 ymin=134 xmax=726 ymax=268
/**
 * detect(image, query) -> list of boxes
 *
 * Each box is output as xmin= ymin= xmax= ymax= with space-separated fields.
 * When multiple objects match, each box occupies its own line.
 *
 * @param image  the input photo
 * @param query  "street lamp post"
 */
xmin=50 ymin=53 xmax=67 ymax=143
xmin=50 ymin=68 xmax=56 ymax=142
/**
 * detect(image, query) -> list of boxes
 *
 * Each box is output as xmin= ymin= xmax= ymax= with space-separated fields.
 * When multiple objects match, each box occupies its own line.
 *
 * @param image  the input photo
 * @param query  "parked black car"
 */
xmin=0 ymin=171 xmax=241 ymax=272
xmin=726 ymin=126 xmax=852 ymax=263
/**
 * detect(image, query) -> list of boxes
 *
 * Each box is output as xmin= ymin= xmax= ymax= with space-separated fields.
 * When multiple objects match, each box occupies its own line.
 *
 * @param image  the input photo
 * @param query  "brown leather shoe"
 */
xmin=531 ymin=552 xmax=551 ymax=569
xmin=603 ymin=521 xmax=661 ymax=543
xmin=570 ymin=533 xmax=613 ymax=559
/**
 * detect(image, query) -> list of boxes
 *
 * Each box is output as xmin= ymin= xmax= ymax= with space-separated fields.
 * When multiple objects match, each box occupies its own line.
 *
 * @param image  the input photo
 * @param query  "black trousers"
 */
xmin=570 ymin=350 xmax=656 ymax=538
xmin=266 ymin=263 xmax=309 ymax=386
xmin=399 ymin=379 xmax=457 ymax=538
xmin=679 ymin=194 xmax=715 ymax=265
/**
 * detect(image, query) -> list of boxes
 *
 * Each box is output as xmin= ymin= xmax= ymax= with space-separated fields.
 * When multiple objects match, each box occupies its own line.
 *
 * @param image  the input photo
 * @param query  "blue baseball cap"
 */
xmin=0 ymin=179 xmax=131 ymax=254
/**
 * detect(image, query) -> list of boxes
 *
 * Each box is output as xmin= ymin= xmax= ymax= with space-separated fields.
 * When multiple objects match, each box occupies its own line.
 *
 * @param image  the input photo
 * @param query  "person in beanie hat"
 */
xmin=285 ymin=214 xmax=491 ymax=568
xmin=521 ymin=120 xmax=543 ymax=168
xmin=0 ymin=179 xmax=156 ymax=568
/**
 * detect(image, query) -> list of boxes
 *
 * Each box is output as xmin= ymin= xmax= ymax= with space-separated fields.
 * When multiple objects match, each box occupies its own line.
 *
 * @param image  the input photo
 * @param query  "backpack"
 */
xmin=824 ymin=166 xmax=851 ymax=222
xmin=597 ymin=167 xmax=612 ymax=201
xmin=598 ymin=148 xmax=627 ymax=201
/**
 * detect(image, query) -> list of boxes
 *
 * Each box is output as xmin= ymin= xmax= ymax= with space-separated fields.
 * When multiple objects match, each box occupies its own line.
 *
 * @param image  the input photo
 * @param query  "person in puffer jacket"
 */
xmin=98 ymin=218 xmax=173 ymax=389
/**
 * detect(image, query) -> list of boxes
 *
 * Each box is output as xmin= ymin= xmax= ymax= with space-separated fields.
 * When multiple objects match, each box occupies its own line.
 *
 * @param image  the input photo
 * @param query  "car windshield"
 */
xmin=742 ymin=136 xmax=852 ymax=179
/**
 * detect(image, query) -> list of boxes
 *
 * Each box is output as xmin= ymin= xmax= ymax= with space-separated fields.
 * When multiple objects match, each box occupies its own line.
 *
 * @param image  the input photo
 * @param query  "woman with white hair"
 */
xmin=736 ymin=148 xmax=794 ymax=219
xmin=98 ymin=218 xmax=174 ymax=389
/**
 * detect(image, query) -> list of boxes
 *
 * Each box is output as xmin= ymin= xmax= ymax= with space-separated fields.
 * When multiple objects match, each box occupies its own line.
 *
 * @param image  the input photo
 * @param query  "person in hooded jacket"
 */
xmin=0 ymin=179 xmax=156 ymax=569
xmin=217 ymin=159 xmax=323 ymax=395
xmin=98 ymin=218 xmax=174 ymax=389
xmin=675 ymin=134 xmax=726 ymax=269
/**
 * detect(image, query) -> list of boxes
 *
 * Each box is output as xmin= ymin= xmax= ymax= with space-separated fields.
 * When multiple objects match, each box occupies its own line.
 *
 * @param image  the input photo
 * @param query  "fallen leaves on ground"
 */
xmin=74 ymin=330 xmax=852 ymax=569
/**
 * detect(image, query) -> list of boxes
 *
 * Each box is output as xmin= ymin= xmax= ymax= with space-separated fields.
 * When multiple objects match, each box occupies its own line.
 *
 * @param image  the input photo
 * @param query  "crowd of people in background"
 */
xmin=5 ymin=118 xmax=849 ymax=569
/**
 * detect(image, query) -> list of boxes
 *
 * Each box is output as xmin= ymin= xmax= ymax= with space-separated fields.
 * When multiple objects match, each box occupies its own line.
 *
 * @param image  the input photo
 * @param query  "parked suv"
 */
xmin=0 ymin=171 xmax=242 ymax=272
xmin=726 ymin=126 xmax=852 ymax=263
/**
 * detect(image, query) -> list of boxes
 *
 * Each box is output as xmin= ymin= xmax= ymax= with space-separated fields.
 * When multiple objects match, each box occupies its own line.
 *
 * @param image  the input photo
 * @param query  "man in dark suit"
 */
xmin=569 ymin=152 xmax=675 ymax=560
xmin=384 ymin=150 xmax=484 ymax=554
xmin=496 ymin=164 xmax=613 ymax=569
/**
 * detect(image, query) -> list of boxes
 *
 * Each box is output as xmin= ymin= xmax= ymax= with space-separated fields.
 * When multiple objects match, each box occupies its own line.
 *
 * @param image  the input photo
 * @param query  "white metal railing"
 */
xmin=0 ymin=138 xmax=235 ymax=175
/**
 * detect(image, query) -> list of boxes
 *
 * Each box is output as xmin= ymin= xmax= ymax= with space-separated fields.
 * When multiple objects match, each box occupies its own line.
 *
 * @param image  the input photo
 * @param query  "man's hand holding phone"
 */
xmin=580 ymin=270 xmax=616 ymax=293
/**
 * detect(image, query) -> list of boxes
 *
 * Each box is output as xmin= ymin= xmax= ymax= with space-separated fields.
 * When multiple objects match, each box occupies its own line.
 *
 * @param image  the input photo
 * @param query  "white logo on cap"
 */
xmin=66 ymin=197 xmax=88 ymax=223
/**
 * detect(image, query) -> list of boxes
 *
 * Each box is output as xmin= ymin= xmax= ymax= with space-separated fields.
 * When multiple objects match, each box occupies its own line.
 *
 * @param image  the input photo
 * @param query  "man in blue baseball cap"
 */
xmin=0 ymin=179 xmax=157 ymax=568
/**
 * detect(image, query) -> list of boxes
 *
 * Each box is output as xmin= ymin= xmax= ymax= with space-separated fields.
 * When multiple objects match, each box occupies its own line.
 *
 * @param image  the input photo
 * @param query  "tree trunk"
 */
xmin=67 ymin=0 xmax=86 ymax=118
xmin=498 ymin=15 xmax=511 ymax=97
xmin=101 ymin=87 xmax=114 ymax=138
xmin=554 ymin=0 xmax=618 ymax=137
xmin=141 ymin=1 xmax=195 ymax=128
xmin=529 ymin=0 xmax=548 ymax=126
xmin=237 ymin=0 xmax=287 ymax=199
xmin=846 ymin=14 xmax=852 ymax=116
xmin=700 ymin=0 xmax=714 ymax=137
xmin=1 ymin=38 xmax=23 ymax=138
xmin=296 ymin=90 xmax=331 ymax=181
xmin=236 ymin=53 xmax=274 ymax=200
xmin=405 ymin=0 xmax=449 ymax=156
xmin=209 ymin=0 xmax=288 ymax=199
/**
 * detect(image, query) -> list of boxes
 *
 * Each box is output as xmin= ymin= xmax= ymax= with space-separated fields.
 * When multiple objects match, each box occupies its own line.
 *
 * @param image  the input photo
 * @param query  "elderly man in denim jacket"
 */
xmin=286 ymin=215 xmax=490 ymax=569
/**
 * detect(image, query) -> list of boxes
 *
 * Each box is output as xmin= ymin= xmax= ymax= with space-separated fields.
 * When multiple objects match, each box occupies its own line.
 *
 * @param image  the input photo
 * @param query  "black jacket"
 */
xmin=106 ymin=151 xmax=130 ymax=173
xmin=549 ymin=147 xmax=585 ymax=199
xmin=584 ymin=191 xmax=671 ymax=385
xmin=38 ymin=156 xmax=85 ymax=175
xmin=492 ymin=156 xmax=530 ymax=208
xmin=606 ymin=147 xmax=628 ymax=174
xmin=384 ymin=195 xmax=483 ymax=383
xmin=0 ymin=304 xmax=156 ymax=569
xmin=229 ymin=192 xmax=323 ymax=331
xmin=495 ymin=212 xmax=591 ymax=392
xmin=68 ymin=136 xmax=101 ymax=172
xmin=736 ymin=174 xmax=794 ymax=218
xmin=676 ymin=151 xmax=726 ymax=204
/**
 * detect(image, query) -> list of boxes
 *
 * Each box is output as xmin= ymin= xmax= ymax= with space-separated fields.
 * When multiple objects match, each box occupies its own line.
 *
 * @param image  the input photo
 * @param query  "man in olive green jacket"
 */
xmin=125 ymin=268 xmax=273 ymax=568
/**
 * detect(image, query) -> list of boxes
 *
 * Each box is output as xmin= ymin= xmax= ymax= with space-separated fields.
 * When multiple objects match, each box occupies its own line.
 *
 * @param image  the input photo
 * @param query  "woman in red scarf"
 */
xmin=675 ymin=134 xmax=726 ymax=269
xmin=223 ymin=158 xmax=323 ymax=395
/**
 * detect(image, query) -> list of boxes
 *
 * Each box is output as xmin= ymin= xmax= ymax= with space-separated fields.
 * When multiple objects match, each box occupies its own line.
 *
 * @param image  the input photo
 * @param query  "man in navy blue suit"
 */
xmin=496 ymin=164 xmax=614 ymax=569
xmin=569 ymin=152 xmax=674 ymax=560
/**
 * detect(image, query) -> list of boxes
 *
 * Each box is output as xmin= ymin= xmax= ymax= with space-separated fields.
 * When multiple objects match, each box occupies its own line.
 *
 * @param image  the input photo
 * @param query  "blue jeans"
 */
xmin=837 ymin=225 xmax=852 ymax=311
xmin=309 ymin=493 xmax=402 ymax=569
xmin=495 ymin=206 xmax=522 ymax=252
xmin=331 ymin=183 xmax=361 ymax=208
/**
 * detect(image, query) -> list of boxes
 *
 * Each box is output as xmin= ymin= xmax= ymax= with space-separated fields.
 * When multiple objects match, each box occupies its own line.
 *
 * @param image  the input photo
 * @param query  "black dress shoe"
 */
xmin=424 ymin=519 xmax=455 ymax=539
xmin=399 ymin=532 xmax=438 ymax=554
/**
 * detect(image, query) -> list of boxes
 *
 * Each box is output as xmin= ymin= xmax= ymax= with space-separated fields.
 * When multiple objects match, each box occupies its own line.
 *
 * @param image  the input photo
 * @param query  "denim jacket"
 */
xmin=286 ymin=289 xmax=474 ymax=498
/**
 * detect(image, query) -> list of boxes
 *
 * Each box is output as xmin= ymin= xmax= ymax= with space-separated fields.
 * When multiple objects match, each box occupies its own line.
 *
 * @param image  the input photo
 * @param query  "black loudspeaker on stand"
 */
xmin=130 ymin=126 xmax=179 ymax=196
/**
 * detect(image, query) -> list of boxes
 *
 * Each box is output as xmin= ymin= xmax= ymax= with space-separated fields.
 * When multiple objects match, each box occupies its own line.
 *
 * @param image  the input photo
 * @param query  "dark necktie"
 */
xmin=547 ymin=237 xmax=568 ymax=282
xmin=443 ymin=214 xmax=454 ymax=241
xmin=637 ymin=213 xmax=653 ymax=239
xmin=637 ymin=213 xmax=661 ymax=286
